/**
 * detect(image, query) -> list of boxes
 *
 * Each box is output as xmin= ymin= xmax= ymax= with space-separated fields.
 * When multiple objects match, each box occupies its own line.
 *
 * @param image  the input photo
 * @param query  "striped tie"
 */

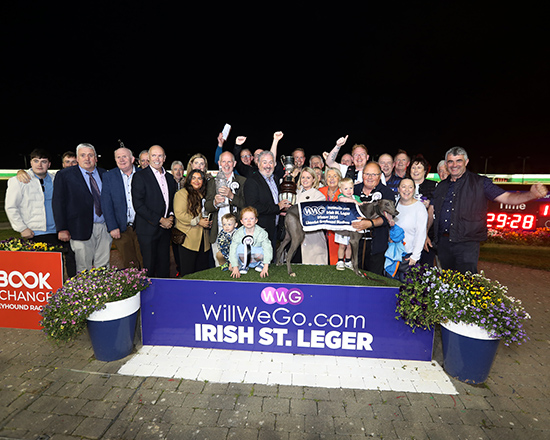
xmin=87 ymin=172 xmax=102 ymax=217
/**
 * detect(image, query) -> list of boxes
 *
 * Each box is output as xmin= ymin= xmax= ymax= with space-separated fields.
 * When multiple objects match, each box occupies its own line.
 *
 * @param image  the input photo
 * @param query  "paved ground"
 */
xmin=0 ymin=261 xmax=549 ymax=439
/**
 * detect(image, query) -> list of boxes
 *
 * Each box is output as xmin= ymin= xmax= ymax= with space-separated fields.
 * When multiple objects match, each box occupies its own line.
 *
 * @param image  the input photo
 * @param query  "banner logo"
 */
xmin=260 ymin=287 xmax=304 ymax=305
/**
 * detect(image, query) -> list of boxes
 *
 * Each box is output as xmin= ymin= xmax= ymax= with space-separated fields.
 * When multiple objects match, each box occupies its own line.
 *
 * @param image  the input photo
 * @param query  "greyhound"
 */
xmin=276 ymin=199 xmax=399 ymax=277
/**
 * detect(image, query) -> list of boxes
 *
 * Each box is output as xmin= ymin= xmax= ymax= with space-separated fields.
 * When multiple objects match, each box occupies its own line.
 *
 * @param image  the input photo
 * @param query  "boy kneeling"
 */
xmin=229 ymin=206 xmax=272 ymax=279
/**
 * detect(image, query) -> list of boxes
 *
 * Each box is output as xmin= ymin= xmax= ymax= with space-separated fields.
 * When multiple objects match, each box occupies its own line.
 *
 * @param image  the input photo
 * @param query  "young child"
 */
xmin=229 ymin=206 xmax=272 ymax=278
xmin=216 ymin=213 xmax=238 ymax=271
xmin=335 ymin=178 xmax=362 ymax=270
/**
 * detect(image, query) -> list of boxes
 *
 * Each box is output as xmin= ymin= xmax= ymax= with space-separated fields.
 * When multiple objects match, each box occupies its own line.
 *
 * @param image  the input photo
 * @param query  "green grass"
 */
xmin=479 ymin=243 xmax=550 ymax=271
xmin=0 ymin=229 xmax=16 ymax=241
xmin=183 ymin=264 xmax=402 ymax=287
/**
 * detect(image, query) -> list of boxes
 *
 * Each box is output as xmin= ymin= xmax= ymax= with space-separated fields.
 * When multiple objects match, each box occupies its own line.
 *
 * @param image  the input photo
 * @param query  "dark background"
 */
xmin=2 ymin=3 xmax=548 ymax=174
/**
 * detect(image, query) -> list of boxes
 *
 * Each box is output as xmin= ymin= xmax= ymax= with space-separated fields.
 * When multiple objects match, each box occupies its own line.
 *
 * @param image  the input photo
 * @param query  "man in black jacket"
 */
xmin=131 ymin=145 xmax=177 ymax=278
xmin=429 ymin=146 xmax=547 ymax=274
xmin=243 ymin=151 xmax=291 ymax=252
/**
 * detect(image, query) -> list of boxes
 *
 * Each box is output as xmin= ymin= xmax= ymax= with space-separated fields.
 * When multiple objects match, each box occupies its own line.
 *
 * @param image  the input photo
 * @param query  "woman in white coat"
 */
xmin=293 ymin=167 xmax=329 ymax=265
xmin=395 ymin=178 xmax=428 ymax=266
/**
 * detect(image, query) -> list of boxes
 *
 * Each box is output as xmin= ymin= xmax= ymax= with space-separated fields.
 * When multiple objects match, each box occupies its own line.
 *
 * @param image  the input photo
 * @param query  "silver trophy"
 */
xmin=215 ymin=172 xmax=229 ymax=207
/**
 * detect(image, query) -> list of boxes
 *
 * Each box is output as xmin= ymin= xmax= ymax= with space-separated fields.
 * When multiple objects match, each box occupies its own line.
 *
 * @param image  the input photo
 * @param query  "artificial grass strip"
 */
xmin=182 ymin=264 xmax=402 ymax=287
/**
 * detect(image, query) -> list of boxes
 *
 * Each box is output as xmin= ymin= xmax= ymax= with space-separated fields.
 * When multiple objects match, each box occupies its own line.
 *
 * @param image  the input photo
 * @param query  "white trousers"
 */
xmin=70 ymin=223 xmax=113 ymax=273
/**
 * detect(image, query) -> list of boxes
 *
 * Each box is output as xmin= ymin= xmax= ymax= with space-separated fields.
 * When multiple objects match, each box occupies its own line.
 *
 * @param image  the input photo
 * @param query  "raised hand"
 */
xmin=236 ymin=136 xmax=247 ymax=145
xmin=336 ymin=135 xmax=349 ymax=148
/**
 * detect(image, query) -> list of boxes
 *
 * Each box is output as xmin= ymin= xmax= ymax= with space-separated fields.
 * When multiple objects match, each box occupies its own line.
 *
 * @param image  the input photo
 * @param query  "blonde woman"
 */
xmin=293 ymin=167 xmax=328 ymax=265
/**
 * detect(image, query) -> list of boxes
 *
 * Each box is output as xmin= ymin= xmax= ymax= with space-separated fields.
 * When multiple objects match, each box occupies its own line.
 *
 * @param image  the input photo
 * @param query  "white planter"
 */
xmin=440 ymin=320 xmax=498 ymax=341
xmin=88 ymin=292 xmax=141 ymax=322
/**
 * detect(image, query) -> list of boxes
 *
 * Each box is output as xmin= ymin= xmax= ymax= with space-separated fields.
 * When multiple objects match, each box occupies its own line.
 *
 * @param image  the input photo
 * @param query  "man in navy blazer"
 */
xmin=131 ymin=145 xmax=177 ymax=278
xmin=52 ymin=143 xmax=112 ymax=272
xmin=101 ymin=147 xmax=143 ymax=269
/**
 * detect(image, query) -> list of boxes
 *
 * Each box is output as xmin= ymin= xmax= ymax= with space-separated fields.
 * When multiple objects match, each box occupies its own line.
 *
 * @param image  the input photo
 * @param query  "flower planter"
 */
xmin=440 ymin=321 xmax=500 ymax=384
xmin=87 ymin=292 xmax=141 ymax=362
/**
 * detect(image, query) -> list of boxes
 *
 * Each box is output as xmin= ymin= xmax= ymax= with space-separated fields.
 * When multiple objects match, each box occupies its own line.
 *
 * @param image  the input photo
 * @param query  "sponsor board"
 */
xmin=141 ymin=279 xmax=433 ymax=361
xmin=0 ymin=251 xmax=63 ymax=329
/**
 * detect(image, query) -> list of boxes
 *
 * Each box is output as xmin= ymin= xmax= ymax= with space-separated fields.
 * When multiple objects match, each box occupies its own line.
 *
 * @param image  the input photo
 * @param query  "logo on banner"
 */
xmin=260 ymin=287 xmax=304 ymax=305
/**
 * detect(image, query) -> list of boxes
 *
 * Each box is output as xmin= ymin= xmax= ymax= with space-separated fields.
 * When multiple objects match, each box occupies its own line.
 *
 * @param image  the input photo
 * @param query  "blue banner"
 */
xmin=141 ymin=279 xmax=433 ymax=361
xmin=298 ymin=201 xmax=363 ymax=232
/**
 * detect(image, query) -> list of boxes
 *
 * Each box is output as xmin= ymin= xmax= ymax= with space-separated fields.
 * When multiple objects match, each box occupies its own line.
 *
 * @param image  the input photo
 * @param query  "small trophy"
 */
xmin=279 ymin=155 xmax=297 ymax=205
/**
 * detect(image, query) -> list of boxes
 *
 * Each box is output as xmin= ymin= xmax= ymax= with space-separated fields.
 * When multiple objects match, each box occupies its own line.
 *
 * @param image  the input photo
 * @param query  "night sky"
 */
xmin=2 ymin=4 xmax=548 ymax=174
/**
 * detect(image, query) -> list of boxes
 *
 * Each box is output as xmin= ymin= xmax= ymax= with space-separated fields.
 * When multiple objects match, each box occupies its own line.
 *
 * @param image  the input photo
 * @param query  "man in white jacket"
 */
xmin=5 ymin=149 xmax=76 ymax=276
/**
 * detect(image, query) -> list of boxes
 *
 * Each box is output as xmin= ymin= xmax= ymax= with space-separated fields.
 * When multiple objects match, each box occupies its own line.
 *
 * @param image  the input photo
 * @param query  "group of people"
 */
xmin=5 ymin=132 xmax=548 ymax=281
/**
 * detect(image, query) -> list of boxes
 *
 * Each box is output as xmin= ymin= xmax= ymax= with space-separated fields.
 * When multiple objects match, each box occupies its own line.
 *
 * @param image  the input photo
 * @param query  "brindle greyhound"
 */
xmin=276 ymin=199 xmax=398 ymax=277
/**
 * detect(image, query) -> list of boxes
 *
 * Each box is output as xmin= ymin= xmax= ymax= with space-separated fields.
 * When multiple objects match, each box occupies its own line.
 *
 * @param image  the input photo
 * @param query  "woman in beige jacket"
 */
xmin=174 ymin=169 xmax=212 ymax=276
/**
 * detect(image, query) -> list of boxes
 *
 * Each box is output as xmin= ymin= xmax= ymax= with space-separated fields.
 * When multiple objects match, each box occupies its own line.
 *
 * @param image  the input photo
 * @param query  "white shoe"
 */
xmin=336 ymin=260 xmax=345 ymax=271
xmin=345 ymin=260 xmax=353 ymax=270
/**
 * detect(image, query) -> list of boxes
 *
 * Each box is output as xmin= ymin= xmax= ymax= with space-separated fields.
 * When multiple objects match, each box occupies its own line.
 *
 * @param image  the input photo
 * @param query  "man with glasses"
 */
xmin=5 ymin=149 xmax=76 ymax=277
xmin=325 ymin=135 xmax=370 ymax=184
xmin=351 ymin=162 xmax=396 ymax=276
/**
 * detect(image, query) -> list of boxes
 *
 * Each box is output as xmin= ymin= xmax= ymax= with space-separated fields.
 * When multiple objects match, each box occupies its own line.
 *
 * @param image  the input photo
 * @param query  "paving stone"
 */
xmin=227 ymin=427 xmax=261 ymax=439
xmin=392 ymin=420 xmax=428 ymax=439
xmin=217 ymin=408 xmax=249 ymax=428
xmin=302 ymin=414 xmax=334 ymax=434
xmin=426 ymin=406 xmax=465 ymax=425
xmin=166 ymin=425 xmax=229 ymax=439
xmin=103 ymin=385 xmax=136 ymax=402
xmin=72 ymin=416 xmax=112 ymax=439
xmin=263 ymin=396 xmax=291 ymax=414
xmin=54 ymin=397 xmax=88 ymax=415
xmin=290 ymin=398 xmax=318 ymax=415
xmin=481 ymin=409 xmax=525 ymax=429
xmin=317 ymin=400 xmax=346 ymax=417
xmin=275 ymin=413 xmax=306 ymax=432
xmin=135 ymin=421 xmax=172 ymax=439
xmin=187 ymin=408 xmax=222 ymax=426
xmin=235 ymin=395 xmax=265 ymax=412
xmin=333 ymin=416 xmax=366 ymax=435
xmin=26 ymin=394 xmax=65 ymax=413
xmin=45 ymin=413 xmax=86 ymax=436
xmin=133 ymin=403 xmax=168 ymax=422
xmin=244 ymin=410 xmax=276 ymax=430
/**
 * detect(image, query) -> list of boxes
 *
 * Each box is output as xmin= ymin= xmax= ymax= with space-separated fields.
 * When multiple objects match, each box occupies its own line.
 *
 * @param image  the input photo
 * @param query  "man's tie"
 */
xmin=87 ymin=172 xmax=102 ymax=217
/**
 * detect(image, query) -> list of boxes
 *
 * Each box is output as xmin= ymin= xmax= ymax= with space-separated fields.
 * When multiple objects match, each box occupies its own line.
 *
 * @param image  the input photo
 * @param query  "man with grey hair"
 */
xmin=171 ymin=160 xmax=184 ymax=190
xmin=429 ymin=146 xmax=548 ymax=274
xmin=205 ymin=151 xmax=247 ymax=265
xmin=309 ymin=154 xmax=324 ymax=170
xmin=53 ymin=143 xmax=112 ymax=272
xmin=436 ymin=160 xmax=449 ymax=181
xmin=138 ymin=150 xmax=149 ymax=168
xmin=244 ymin=150 xmax=291 ymax=251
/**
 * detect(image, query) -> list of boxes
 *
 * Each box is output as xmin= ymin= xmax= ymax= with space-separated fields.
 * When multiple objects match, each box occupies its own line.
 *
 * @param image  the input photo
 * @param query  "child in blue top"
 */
xmin=229 ymin=206 xmax=272 ymax=278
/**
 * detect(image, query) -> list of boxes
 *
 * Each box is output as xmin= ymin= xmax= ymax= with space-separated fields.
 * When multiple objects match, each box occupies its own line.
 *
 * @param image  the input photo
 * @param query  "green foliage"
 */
xmin=395 ymin=265 xmax=530 ymax=346
xmin=40 ymin=267 xmax=151 ymax=343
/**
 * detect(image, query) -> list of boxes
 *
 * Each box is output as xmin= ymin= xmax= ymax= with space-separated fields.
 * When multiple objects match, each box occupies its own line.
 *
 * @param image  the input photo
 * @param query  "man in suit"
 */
xmin=101 ymin=147 xmax=143 ymax=269
xmin=131 ymin=145 xmax=177 ymax=278
xmin=205 ymin=151 xmax=247 ymax=265
xmin=244 ymin=150 xmax=291 ymax=252
xmin=52 ymin=143 xmax=112 ymax=272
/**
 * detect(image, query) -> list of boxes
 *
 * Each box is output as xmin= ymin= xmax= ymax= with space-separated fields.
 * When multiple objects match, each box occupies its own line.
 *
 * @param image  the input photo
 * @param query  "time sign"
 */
xmin=487 ymin=200 xmax=550 ymax=230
